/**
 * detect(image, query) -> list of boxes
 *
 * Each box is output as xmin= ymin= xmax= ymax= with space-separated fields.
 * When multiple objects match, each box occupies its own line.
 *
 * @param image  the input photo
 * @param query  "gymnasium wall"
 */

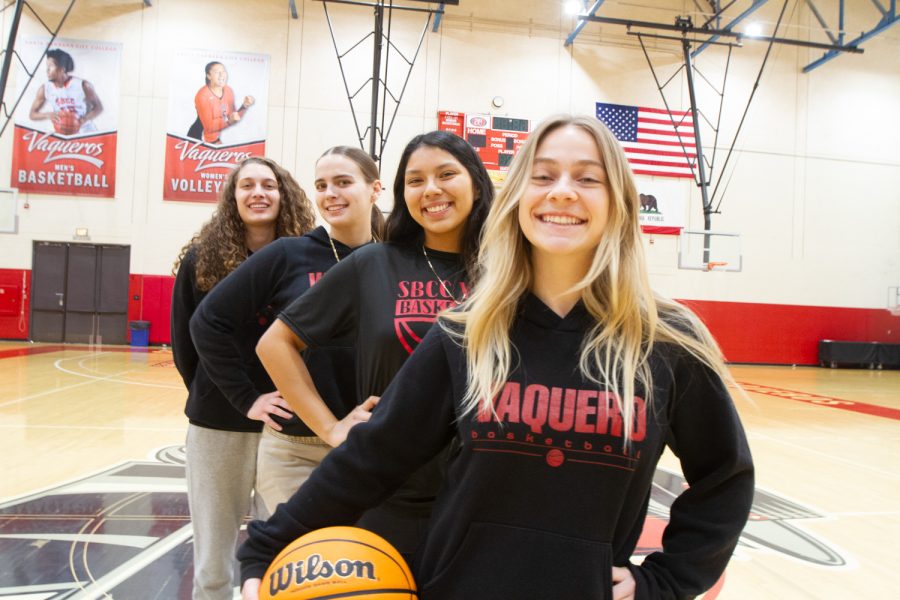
xmin=0 ymin=0 xmax=897 ymax=363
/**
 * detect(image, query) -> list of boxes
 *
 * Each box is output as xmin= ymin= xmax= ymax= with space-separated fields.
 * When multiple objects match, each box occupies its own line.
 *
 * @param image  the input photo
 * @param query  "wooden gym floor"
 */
xmin=0 ymin=341 xmax=897 ymax=598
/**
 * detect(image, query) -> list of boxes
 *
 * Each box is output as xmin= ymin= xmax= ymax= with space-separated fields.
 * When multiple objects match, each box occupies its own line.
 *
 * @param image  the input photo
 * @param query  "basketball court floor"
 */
xmin=0 ymin=341 xmax=897 ymax=598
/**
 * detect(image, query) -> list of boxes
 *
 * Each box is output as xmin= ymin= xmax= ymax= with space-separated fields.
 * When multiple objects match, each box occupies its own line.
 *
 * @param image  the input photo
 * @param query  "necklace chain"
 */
xmin=422 ymin=246 xmax=465 ymax=305
xmin=327 ymin=232 xmax=341 ymax=263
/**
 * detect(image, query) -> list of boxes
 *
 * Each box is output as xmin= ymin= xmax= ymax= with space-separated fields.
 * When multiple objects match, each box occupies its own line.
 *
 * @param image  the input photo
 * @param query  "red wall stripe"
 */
xmin=681 ymin=299 xmax=900 ymax=364
xmin=2 ymin=268 xmax=898 ymax=365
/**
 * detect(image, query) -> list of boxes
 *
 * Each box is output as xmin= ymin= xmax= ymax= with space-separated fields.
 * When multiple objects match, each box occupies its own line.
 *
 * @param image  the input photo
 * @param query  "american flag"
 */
xmin=595 ymin=102 xmax=697 ymax=179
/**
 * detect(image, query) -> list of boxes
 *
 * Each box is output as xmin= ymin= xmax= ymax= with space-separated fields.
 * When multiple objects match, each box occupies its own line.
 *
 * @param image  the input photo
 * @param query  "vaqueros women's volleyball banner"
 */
xmin=11 ymin=37 xmax=121 ymax=197
xmin=164 ymin=49 xmax=269 ymax=202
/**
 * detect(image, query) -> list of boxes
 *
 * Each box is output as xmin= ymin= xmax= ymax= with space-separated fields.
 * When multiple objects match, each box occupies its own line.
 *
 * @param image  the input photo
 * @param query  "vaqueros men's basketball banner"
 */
xmin=164 ymin=49 xmax=269 ymax=202
xmin=596 ymin=102 xmax=697 ymax=180
xmin=11 ymin=37 xmax=121 ymax=197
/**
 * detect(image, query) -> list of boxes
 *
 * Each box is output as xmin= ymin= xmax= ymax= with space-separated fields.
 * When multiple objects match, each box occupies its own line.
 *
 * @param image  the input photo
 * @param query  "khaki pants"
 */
xmin=254 ymin=426 xmax=331 ymax=518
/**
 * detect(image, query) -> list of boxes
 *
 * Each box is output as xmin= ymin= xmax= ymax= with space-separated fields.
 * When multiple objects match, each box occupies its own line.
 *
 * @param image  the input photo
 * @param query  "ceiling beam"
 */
xmin=803 ymin=0 xmax=898 ymax=72
xmin=564 ymin=0 xmax=607 ymax=47
xmin=693 ymin=0 xmax=768 ymax=56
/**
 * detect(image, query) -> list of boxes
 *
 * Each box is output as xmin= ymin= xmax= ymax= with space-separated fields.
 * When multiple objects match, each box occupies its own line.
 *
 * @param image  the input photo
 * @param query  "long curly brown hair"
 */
xmin=173 ymin=157 xmax=316 ymax=291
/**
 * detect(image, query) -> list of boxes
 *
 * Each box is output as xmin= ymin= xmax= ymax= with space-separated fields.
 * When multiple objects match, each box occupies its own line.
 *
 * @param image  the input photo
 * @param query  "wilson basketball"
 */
xmin=53 ymin=110 xmax=80 ymax=136
xmin=259 ymin=526 xmax=417 ymax=600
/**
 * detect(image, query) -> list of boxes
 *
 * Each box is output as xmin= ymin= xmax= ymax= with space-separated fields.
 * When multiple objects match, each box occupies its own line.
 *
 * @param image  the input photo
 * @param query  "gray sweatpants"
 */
xmin=185 ymin=424 xmax=260 ymax=600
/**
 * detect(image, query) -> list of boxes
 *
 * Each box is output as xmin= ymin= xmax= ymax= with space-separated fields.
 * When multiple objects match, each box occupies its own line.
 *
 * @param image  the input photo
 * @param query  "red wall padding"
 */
xmin=138 ymin=275 xmax=175 ymax=345
xmin=3 ymin=268 xmax=898 ymax=364
xmin=0 ymin=269 xmax=31 ymax=340
xmin=681 ymin=299 xmax=900 ymax=365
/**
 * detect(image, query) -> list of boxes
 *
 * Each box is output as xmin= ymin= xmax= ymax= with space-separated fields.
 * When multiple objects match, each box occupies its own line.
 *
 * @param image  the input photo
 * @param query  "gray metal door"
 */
xmin=30 ymin=242 xmax=67 ymax=342
xmin=30 ymin=242 xmax=131 ymax=344
xmin=96 ymin=245 xmax=130 ymax=344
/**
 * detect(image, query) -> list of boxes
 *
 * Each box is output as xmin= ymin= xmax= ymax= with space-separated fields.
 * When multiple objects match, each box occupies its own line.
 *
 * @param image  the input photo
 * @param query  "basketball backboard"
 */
xmin=0 ymin=188 xmax=18 ymax=234
xmin=677 ymin=230 xmax=742 ymax=272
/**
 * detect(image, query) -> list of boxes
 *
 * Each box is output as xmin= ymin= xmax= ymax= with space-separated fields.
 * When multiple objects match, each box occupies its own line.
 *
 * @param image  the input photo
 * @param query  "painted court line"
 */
xmin=0 ymin=345 xmax=153 ymax=360
xmin=738 ymin=381 xmax=900 ymax=421
xmin=54 ymin=355 xmax=181 ymax=390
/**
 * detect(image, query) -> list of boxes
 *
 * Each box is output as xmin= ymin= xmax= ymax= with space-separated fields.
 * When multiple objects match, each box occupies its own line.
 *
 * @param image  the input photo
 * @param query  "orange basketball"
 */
xmin=53 ymin=110 xmax=80 ymax=136
xmin=259 ymin=526 xmax=417 ymax=600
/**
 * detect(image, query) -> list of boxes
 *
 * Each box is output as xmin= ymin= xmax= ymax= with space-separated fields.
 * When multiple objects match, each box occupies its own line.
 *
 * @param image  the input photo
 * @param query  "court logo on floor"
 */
xmin=0 ymin=448 xmax=845 ymax=599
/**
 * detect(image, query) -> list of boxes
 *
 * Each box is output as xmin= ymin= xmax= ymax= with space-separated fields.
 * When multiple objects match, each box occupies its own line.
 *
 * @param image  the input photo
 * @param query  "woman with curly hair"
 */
xmin=171 ymin=156 xmax=315 ymax=600
xmin=239 ymin=116 xmax=753 ymax=600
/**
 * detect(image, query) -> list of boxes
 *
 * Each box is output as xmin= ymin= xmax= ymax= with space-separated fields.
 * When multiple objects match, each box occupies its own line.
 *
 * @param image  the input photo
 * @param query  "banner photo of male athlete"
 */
xmin=164 ymin=48 xmax=269 ymax=202
xmin=11 ymin=37 xmax=121 ymax=198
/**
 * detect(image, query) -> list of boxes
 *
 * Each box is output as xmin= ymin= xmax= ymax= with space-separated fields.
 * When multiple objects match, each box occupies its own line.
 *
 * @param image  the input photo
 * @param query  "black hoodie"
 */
xmin=238 ymin=294 xmax=754 ymax=600
xmin=184 ymin=227 xmax=359 ymax=433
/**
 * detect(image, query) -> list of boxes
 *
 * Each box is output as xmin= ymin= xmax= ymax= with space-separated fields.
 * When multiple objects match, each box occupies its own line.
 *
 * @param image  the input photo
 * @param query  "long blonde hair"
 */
xmin=442 ymin=114 xmax=732 ymax=444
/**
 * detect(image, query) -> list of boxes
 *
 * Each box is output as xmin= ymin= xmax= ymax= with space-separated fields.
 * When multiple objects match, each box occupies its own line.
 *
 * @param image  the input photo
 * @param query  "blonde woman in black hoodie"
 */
xmin=240 ymin=116 xmax=753 ymax=600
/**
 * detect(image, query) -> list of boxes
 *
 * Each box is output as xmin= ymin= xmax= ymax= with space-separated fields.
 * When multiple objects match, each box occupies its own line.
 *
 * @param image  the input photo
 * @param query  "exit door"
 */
xmin=30 ymin=241 xmax=130 ymax=344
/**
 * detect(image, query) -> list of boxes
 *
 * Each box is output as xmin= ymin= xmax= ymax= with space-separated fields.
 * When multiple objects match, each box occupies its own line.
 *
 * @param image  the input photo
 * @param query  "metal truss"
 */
xmin=0 ymin=0 xmax=77 ymax=139
xmin=318 ymin=0 xmax=446 ymax=164
xmin=560 ymin=0 xmax=894 ymax=241
xmin=803 ymin=0 xmax=900 ymax=72
xmin=564 ymin=1 xmax=874 ymax=70
xmin=581 ymin=2 xmax=791 ymax=242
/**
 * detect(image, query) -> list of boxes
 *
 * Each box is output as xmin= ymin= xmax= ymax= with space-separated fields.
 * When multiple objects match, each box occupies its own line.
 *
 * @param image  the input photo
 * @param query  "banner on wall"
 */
xmin=596 ymin=102 xmax=697 ymax=180
xmin=438 ymin=111 xmax=531 ymax=183
xmin=11 ymin=37 xmax=121 ymax=197
xmin=635 ymin=176 xmax=686 ymax=235
xmin=164 ymin=49 xmax=270 ymax=202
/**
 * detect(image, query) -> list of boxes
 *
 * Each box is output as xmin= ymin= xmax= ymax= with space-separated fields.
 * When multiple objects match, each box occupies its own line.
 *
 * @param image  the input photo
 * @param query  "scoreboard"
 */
xmin=438 ymin=111 xmax=531 ymax=172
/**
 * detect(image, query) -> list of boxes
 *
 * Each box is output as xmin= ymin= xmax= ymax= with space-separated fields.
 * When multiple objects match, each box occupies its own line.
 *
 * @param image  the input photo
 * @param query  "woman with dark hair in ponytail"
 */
xmin=189 ymin=146 xmax=385 ymax=521
xmin=254 ymin=130 xmax=493 ymax=564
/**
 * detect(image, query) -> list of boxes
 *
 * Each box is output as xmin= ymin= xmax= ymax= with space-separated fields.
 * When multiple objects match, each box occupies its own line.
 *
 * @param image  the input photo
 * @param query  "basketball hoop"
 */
xmin=705 ymin=261 xmax=729 ymax=272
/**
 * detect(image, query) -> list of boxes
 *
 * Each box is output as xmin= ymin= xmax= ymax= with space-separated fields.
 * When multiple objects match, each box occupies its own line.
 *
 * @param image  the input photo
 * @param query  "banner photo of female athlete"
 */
xmin=164 ymin=48 xmax=270 ymax=202
xmin=11 ymin=37 xmax=121 ymax=198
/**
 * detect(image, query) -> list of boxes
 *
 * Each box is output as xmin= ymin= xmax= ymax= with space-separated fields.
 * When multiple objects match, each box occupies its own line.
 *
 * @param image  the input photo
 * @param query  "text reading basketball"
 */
xmin=267 ymin=554 xmax=376 ymax=597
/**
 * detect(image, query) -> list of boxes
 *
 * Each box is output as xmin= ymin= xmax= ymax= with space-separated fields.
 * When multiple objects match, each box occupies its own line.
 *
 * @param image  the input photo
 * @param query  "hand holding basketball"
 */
xmin=53 ymin=110 xmax=81 ymax=135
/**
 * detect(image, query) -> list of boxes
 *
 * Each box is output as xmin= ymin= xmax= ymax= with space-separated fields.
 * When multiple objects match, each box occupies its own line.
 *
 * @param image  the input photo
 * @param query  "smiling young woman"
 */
xmin=239 ymin=116 xmax=754 ymax=600
xmin=170 ymin=156 xmax=315 ymax=600
xmin=253 ymin=131 xmax=493 ymax=570
xmin=188 ymin=146 xmax=385 ymax=523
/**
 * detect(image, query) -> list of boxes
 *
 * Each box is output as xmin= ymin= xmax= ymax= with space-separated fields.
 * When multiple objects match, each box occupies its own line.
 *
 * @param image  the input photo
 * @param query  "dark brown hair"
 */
xmin=173 ymin=157 xmax=316 ymax=290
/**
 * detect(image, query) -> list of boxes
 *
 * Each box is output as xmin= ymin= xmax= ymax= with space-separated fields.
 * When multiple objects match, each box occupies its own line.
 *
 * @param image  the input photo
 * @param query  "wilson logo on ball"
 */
xmin=260 ymin=526 xmax=417 ymax=600
xmin=268 ymin=554 xmax=376 ymax=596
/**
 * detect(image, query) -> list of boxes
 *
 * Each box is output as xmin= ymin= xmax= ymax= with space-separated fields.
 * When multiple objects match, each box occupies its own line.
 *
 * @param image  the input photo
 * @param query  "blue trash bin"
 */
xmin=129 ymin=320 xmax=151 ymax=347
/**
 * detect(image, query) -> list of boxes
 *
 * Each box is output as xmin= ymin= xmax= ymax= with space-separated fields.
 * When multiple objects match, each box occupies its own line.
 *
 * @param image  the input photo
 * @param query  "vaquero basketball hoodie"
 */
xmin=238 ymin=294 xmax=755 ymax=600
